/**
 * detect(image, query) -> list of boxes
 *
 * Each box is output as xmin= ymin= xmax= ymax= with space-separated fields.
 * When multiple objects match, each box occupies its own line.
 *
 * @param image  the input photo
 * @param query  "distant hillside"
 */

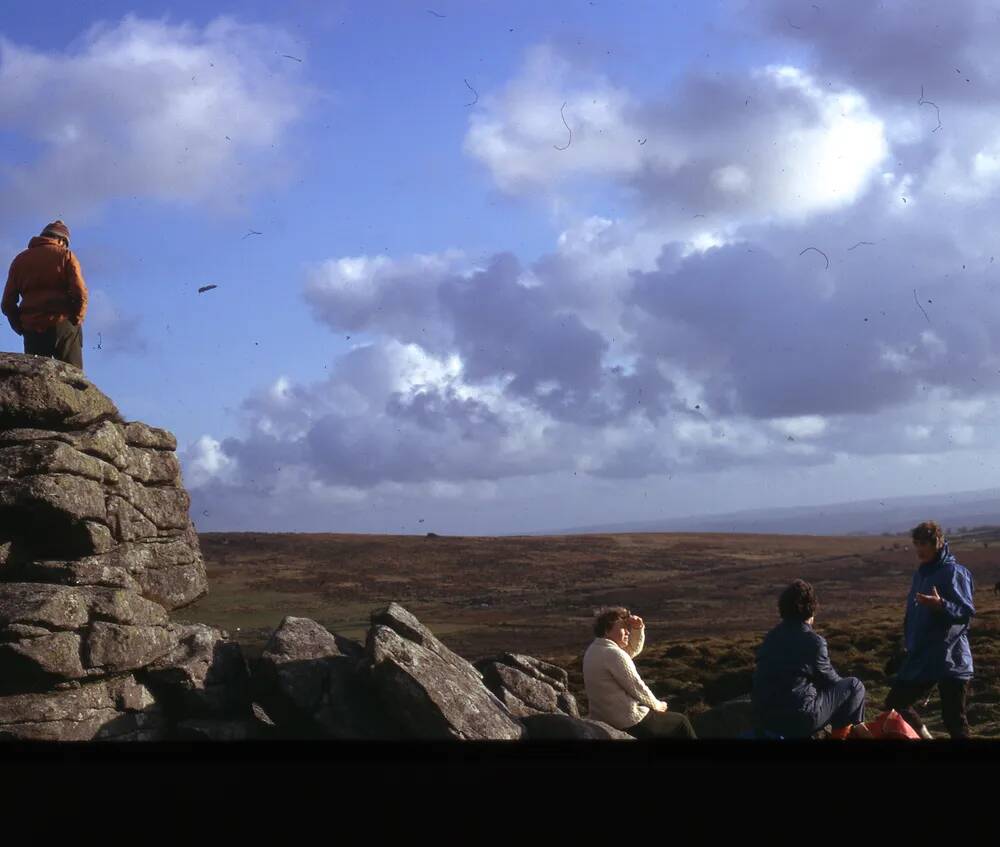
xmin=553 ymin=488 xmax=1000 ymax=537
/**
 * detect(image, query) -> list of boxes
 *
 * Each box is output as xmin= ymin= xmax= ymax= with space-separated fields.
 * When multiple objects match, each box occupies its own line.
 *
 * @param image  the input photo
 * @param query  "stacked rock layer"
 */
xmin=0 ymin=352 xmax=224 ymax=739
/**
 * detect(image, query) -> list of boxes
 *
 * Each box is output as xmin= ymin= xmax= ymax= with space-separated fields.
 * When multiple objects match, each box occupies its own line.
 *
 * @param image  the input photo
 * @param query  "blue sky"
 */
xmin=4 ymin=1 xmax=1000 ymax=533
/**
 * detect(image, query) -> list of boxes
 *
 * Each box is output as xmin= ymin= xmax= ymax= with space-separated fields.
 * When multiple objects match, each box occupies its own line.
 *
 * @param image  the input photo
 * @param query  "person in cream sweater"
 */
xmin=583 ymin=607 xmax=696 ymax=739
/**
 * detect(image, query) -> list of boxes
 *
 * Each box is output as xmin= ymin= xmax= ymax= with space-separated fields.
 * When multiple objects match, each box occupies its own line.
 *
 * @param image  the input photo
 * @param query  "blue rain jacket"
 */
xmin=897 ymin=541 xmax=975 ymax=682
xmin=752 ymin=620 xmax=840 ymax=730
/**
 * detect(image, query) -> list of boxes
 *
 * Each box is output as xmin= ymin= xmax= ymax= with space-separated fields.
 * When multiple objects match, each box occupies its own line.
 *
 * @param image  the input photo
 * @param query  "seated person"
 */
xmin=583 ymin=606 xmax=696 ymax=739
xmin=752 ymin=579 xmax=865 ymax=739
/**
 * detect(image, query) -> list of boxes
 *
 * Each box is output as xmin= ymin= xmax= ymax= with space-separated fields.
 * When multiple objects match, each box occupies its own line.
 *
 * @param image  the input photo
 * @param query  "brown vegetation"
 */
xmin=182 ymin=530 xmax=1000 ymax=738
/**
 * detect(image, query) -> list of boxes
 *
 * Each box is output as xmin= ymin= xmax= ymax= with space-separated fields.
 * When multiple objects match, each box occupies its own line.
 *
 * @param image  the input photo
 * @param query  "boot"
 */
xmin=919 ymin=725 xmax=934 ymax=740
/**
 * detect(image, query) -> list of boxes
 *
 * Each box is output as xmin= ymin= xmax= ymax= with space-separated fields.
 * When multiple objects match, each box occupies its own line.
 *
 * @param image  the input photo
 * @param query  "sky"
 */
xmin=3 ymin=0 xmax=1000 ymax=534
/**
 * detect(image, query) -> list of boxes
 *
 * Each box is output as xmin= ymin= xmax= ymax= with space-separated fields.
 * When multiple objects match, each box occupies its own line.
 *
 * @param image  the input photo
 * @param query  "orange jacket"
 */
xmin=2 ymin=236 xmax=89 ymax=332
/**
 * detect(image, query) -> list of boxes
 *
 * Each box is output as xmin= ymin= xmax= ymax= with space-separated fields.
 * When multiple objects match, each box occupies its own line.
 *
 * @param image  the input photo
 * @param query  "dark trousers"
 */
xmin=761 ymin=677 xmax=866 ymax=738
xmin=23 ymin=319 xmax=83 ymax=369
xmin=885 ymin=678 xmax=970 ymax=739
xmin=626 ymin=709 xmax=697 ymax=739
xmin=815 ymin=677 xmax=866 ymax=731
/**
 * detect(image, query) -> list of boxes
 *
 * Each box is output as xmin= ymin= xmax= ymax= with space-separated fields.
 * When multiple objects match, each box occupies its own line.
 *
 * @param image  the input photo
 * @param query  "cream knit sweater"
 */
xmin=582 ymin=631 xmax=660 ymax=730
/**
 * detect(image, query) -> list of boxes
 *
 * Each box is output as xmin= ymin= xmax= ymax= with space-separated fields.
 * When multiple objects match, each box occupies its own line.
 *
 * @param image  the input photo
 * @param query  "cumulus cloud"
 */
xmin=463 ymin=46 xmax=646 ymax=194
xmin=745 ymin=0 xmax=1000 ymax=108
xmin=464 ymin=46 xmax=889 ymax=234
xmin=0 ymin=15 xmax=307 ymax=224
xmin=190 ymin=23 xmax=1000 ymax=531
xmin=305 ymin=249 xmax=633 ymax=424
xmin=190 ymin=341 xmax=571 ymax=491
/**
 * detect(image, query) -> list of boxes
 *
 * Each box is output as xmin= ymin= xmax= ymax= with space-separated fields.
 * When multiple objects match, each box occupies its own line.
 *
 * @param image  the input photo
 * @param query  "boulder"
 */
xmin=141 ymin=623 xmax=251 ymax=720
xmin=366 ymin=605 xmax=523 ymax=740
xmin=0 ymin=355 xmax=207 ymax=612
xmin=475 ymin=653 xmax=579 ymax=718
xmin=0 ymin=353 xmax=122 ymax=431
xmin=254 ymin=616 xmax=391 ymax=739
xmin=0 ymin=675 xmax=166 ymax=741
xmin=123 ymin=422 xmax=177 ymax=452
xmin=0 ymin=584 xmax=175 ymax=689
xmin=10 ymin=538 xmax=207 ymax=611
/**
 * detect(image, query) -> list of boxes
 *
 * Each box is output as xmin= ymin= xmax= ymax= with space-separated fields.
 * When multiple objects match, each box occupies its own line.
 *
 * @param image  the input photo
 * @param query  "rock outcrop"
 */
xmin=0 ymin=354 xmax=207 ymax=609
xmin=140 ymin=623 xmax=251 ymax=721
xmin=245 ymin=606 xmax=635 ymax=741
xmin=365 ymin=603 xmax=524 ymax=739
xmin=0 ymin=675 xmax=166 ymax=741
xmin=0 ymin=353 xmax=211 ymax=739
xmin=252 ymin=616 xmax=391 ymax=739
xmin=474 ymin=652 xmax=580 ymax=718
xmin=0 ymin=353 xmax=715 ymax=743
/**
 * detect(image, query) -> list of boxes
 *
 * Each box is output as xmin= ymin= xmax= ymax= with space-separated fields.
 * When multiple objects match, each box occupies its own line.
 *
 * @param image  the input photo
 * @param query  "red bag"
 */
xmin=850 ymin=709 xmax=920 ymax=739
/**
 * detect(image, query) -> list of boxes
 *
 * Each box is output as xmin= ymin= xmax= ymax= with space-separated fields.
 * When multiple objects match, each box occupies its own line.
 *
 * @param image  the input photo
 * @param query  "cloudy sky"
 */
xmin=4 ymin=0 xmax=1000 ymax=534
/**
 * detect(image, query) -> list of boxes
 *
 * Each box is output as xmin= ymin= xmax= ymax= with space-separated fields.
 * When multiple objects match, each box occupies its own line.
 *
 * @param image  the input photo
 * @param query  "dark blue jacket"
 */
xmin=898 ymin=542 xmax=975 ymax=682
xmin=751 ymin=620 xmax=840 ymax=726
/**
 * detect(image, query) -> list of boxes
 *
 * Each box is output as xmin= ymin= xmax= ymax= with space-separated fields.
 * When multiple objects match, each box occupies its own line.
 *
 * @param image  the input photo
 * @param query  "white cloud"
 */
xmin=465 ymin=50 xmax=888 ymax=231
xmin=183 ymin=435 xmax=236 ymax=488
xmin=771 ymin=416 xmax=828 ymax=439
xmin=0 ymin=15 xmax=308 ymax=224
xmin=462 ymin=45 xmax=645 ymax=195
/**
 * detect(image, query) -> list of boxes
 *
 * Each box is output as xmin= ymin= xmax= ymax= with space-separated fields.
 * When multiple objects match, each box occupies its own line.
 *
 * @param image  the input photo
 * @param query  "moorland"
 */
xmin=182 ymin=530 xmax=1000 ymax=737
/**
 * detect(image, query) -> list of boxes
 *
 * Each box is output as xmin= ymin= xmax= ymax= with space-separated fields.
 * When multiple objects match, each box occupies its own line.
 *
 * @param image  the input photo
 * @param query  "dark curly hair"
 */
xmin=778 ymin=579 xmax=818 ymax=622
xmin=911 ymin=520 xmax=944 ymax=549
xmin=593 ymin=606 xmax=629 ymax=638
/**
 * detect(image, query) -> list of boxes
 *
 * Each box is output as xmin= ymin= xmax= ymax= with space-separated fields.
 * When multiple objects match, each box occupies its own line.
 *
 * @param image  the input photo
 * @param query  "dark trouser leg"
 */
xmin=53 ymin=320 xmax=83 ymax=369
xmin=23 ymin=326 xmax=56 ymax=358
xmin=938 ymin=678 xmax=970 ymax=739
xmin=22 ymin=320 xmax=83 ymax=369
xmin=814 ymin=677 xmax=866 ymax=730
xmin=626 ymin=710 xmax=697 ymax=739
xmin=885 ymin=680 xmax=936 ymax=734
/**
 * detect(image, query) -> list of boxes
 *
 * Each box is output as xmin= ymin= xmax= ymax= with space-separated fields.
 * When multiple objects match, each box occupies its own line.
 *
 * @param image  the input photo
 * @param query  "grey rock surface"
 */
xmin=142 ymin=623 xmax=251 ymax=720
xmin=367 ymin=611 xmax=523 ymax=740
xmin=0 ymin=353 xmax=122 ymax=431
xmin=0 ymin=675 xmax=166 ymax=741
xmin=0 ymin=353 xmax=206 ymax=611
xmin=475 ymin=653 xmax=580 ymax=718
xmin=254 ymin=616 xmax=391 ymax=738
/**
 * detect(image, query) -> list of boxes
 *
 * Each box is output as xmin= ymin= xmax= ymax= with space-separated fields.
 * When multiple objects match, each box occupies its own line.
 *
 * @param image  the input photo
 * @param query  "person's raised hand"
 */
xmin=627 ymin=614 xmax=644 ymax=630
xmin=915 ymin=585 xmax=944 ymax=609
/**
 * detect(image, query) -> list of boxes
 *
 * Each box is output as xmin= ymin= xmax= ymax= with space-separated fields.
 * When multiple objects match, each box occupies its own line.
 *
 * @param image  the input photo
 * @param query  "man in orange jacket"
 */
xmin=2 ymin=220 xmax=88 ymax=369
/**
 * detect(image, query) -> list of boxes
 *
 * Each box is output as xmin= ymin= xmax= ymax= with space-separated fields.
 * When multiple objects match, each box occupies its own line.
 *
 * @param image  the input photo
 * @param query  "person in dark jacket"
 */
xmin=752 ymin=580 xmax=865 ymax=739
xmin=885 ymin=520 xmax=975 ymax=739
xmin=1 ymin=220 xmax=88 ymax=369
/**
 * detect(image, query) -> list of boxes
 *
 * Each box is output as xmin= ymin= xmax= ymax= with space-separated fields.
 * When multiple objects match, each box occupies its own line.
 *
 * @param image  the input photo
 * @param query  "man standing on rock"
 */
xmin=885 ymin=520 xmax=976 ymax=739
xmin=2 ymin=220 xmax=88 ymax=370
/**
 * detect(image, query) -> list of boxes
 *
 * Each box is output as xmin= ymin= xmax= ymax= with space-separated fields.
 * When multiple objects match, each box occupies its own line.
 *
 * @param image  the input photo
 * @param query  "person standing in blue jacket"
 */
xmin=885 ymin=520 xmax=976 ymax=739
xmin=752 ymin=580 xmax=866 ymax=738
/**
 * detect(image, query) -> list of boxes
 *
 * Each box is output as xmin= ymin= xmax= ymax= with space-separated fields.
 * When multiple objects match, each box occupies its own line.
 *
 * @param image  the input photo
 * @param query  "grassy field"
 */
xmin=179 ymin=530 xmax=1000 ymax=738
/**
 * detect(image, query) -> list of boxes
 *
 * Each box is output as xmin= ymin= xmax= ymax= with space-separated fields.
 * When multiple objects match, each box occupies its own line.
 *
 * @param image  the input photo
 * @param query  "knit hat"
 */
xmin=40 ymin=220 xmax=70 ymax=243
